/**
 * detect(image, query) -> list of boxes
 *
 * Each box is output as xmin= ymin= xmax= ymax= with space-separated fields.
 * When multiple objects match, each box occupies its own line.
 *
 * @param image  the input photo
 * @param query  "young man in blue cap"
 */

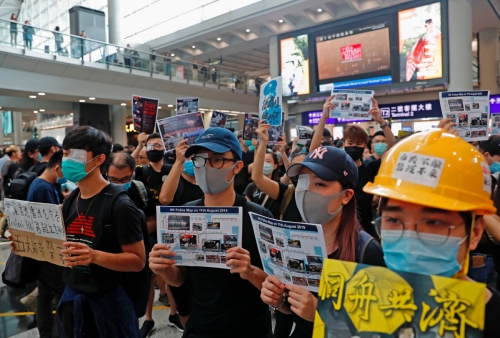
xmin=149 ymin=127 xmax=273 ymax=338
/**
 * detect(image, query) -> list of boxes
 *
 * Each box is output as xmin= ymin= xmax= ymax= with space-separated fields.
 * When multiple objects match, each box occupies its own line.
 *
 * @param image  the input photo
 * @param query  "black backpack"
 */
xmin=7 ymin=168 xmax=38 ymax=200
xmin=62 ymin=184 xmax=152 ymax=317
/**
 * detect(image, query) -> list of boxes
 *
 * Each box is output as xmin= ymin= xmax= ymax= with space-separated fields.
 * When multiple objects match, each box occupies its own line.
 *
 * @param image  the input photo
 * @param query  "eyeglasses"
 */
xmin=192 ymin=155 xmax=237 ymax=169
xmin=108 ymin=176 xmax=133 ymax=184
xmin=375 ymin=217 xmax=464 ymax=246
xmin=146 ymin=143 xmax=164 ymax=151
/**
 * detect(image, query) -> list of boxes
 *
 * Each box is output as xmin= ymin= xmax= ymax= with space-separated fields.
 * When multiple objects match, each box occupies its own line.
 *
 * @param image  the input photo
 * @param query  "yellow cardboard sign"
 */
xmin=313 ymin=259 xmax=485 ymax=338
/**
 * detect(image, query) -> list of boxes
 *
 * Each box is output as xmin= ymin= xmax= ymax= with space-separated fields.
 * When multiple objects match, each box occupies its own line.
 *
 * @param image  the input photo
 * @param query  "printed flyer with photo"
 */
xmin=439 ymin=91 xmax=490 ymax=142
xmin=243 ymin=114 xmax=259 ymax=140
xmin=296 ymin=125 xmax=314 ymax=142
xmin=157 ymin=206 xmax=242 ymax=269
xmin=259 ymin=76 xmax=283 ymax=126
xmin=268 ymin=113 xmax=285 ymax=146
xmin=157 ymin=112 xmax=205 ymax=151
xmin=329 ymin=89 xmax=374 ymax=120
xmin=132 ymin=95 xmax=159 ymax=134
xmin=249 ymin=212 xmax=327 ymax=292
xmin=209 ymin=111 xmax=228 ymax=128
xmin=177 ymin=97 xmax=199 ymax=115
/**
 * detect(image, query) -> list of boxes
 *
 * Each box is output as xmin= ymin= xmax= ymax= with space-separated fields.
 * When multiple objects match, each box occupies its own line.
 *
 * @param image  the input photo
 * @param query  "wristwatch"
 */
xmin=270 ymin=293 xmax=288 ymax=311
xmin=379 ymin=123 xmax=389 ymax=129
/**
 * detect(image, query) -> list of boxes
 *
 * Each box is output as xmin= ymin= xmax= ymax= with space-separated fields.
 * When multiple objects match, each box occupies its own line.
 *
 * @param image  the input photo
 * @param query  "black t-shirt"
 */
xmin=127 ymin=182 xmax=156 ymax=219
xmin=183 ymin=195 xmax=273 ymax=338
xmin=355 ymin=160 xmax=381 ymax=238
xmin=290 ymin=232 xmax=385 ymax=338
xmin=277 ymin=182 xmax=302 ymax=222
xmin=170 ymin=175 xmax=204 ymax=207
xmin=241 ymin=150 xmax=254 ymax=166
xmin=31 ymin=162 xmax=48 ymax=176
xmin=135 ymin=164 xmax=171 ymax=205
xmin=244 ymin=182 xmax=281 ymax=219
xmin=63 ymin=185 xmax=143 ymax=294
xmin=485 ymin=287 xmax=500 ymax=337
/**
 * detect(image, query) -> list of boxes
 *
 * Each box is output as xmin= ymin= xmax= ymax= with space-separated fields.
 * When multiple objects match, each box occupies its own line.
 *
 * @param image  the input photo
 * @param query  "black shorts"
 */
xmin=169 ymin=281 xmax=191 ymax=317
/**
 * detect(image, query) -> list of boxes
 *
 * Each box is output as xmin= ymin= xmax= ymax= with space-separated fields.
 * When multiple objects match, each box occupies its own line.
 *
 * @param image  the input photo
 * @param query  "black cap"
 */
xmin=38 ymin=136 xmax=62 ymax=151
xmin=287 ymin=146 xmax=358 ymax=187
xmin=24 ymin=139 xmax=39 ymax=153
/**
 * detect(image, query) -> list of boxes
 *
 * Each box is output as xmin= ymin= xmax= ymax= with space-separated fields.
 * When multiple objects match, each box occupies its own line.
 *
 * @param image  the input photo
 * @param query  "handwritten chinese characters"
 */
xmin=392 ymin=152 xmax=445 ymax=188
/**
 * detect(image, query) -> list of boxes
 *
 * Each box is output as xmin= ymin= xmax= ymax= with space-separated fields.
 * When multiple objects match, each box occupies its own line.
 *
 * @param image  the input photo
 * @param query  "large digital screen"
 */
xmin=399 ymin=2 xmax=442 ymax=82
xmin=2 ymin=111 xmax=12 ymax=135
xmin=316 ymin=23 xmax=391 ymax=81
xmin=280 ymin=34 xmax=310 ymax=96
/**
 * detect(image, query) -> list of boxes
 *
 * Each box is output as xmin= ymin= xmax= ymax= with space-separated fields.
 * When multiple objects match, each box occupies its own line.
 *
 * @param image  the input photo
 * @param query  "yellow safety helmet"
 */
xmin=363 ymin=129 xmax=496 ymax=215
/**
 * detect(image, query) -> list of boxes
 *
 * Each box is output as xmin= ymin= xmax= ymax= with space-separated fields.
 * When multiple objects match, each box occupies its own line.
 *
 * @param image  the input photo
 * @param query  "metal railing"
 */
xmin=0 ymin=18 xmax=260 ymax=95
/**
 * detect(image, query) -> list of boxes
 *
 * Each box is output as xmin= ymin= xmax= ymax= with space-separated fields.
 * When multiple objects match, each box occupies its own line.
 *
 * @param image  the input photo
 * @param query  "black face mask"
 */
xmin=344 ymin=146 xmax=364 ymax=162
xmin=147 ymin=149 xmax=164 ymax=163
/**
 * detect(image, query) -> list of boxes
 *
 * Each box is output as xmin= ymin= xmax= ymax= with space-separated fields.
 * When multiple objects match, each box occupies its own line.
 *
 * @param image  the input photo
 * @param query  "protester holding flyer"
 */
xmin=260 ymin=141 xmax=384 ymax=337
xmin=362 ymin=128 xmax=500 ymax=337
xmin=149 ymin=128 xmax=273 ymax=338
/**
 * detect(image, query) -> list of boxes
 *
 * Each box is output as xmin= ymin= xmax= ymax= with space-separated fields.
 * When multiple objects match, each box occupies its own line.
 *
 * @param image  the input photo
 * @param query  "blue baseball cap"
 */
xmin=185 ymin=127 xmax=242 ymax=160
xmin=287 ymin=146 xmax=358 ymax=187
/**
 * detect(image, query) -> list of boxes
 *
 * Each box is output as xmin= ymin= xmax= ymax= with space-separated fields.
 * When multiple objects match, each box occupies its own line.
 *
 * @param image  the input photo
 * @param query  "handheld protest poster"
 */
xmin=132 ymin=95 xmax=159 ymax=134
xmin=329 ymin=89 xmax=374 ymax=120
xmin=249 ymin=212 xmax=327 ymax=292
xmin=259 ymin=76 xmax=283 ymax=126
xmin=209 ymin=111 xmax=228 ymax=128
xmin=5 ymin=199 xmax=67 ymax=267
xmin=439 ymin=91 xmax=490 ymax=142
xmin=177 ymin=97 xmax=199 ymax=115
xmin=243 ymin=114 xmax=259 ymax=140
xmin=157 ymin=112 xmax=205 ymax=151
xmin=296 ymin=125 xmax=314 ymax=143
xmin=156 ymin=206 xmax=243 ymax=268
xmin=313 ymin=259 xmax=486 ymax=338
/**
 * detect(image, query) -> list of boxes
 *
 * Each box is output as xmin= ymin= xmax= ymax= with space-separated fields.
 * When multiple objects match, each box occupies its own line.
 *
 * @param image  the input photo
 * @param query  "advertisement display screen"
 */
xmin=280 ymin=34 xmax=310 ymax=96
xmin=316 ymin=22 xmax=391 ymax=82
xmin=399 ymin=2 xmax=442 ymax=83
xmin=2 ymin=111 xmax=12 ymax=135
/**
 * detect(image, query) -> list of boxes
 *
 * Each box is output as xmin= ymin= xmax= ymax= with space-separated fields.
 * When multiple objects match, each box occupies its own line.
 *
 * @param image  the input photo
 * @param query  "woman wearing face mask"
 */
xmin=252 ymin=122 xmax=307 ymax=222
xmin=363 ymin=129 xmax=500 ymax=337
xmin=244 ymin=152 xmax=281 ymax=217
xmin=260 ymin=144 xmax=385 ymax=338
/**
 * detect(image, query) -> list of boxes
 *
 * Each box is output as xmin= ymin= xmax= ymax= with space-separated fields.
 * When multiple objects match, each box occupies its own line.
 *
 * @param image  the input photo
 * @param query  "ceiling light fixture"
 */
xmin=317 ymin=8 xmax=323 ymax=12
xmin=70 ymin=113 xmax=73 ymax=116
xmin=158 ymin=106 xmax=162 ymax=109
xmin=39 ymin=109 xmax=45 ymax=112
xmin=246 ymin=29 xmax=251 ymax=32
xmin=34 ymin=110 xmax=38 ymax=114
xmin=29 ymin=95 xmax=36 ymax=98
xmin=171 ymin=53 xmax=175 ymax=56
xmin=279 ymin=19 xmax=284 ymax=23
xmin=79 ymin=100 xmax=85 ymax=102
xmin=89 ymin=97 xmax=96 ymax=100
xmin=121 ymin=103 xmax=126 ymax=106
xmin=167 ymin=104 xmax=173 ymax=107
xmin=38 ymin=92 xmax=45 ymax=96
xmin=192 ymin=45 xmax=196 ymax=49
xmin=217 ymin=37 xmax=221 ymax=41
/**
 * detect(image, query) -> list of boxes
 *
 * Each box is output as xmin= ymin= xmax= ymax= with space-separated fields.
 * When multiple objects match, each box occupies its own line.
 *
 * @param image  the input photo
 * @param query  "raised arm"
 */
xmin=131 ymin=132 xmax=147 ymax=160
xmin=251 ymin=121 xmax=280 ymax=200
xmin=370 ymin=98 xmax=396 ymax=148
xmin=310 ymin=94 xmax=336 ymax=152
xmin=159 ymin=139 xmax=188 ymax=205
xmin=279 ymin=133 xmax=292 ymax=185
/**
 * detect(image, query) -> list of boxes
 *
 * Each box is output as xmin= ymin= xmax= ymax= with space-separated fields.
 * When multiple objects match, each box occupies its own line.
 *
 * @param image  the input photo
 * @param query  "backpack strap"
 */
xmin=131 ymin=180 xmax=149 ymax=207
xmin=101 ymin=185 xmax=128 ymax=234
xmin=280 ymin=185 xmax=295 ymax=220
xmin=356 ymin=230 xmax=374 ymax=264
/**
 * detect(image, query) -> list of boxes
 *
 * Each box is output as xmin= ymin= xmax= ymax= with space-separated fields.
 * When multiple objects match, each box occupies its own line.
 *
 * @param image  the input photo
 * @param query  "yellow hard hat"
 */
xmin=363 ymin=129 xmax=496 ymax=215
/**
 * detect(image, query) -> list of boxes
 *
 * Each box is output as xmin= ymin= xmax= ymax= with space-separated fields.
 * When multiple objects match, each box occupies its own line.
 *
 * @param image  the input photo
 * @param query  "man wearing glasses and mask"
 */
xmin=149 ymin=128 xmax=273 ymax=338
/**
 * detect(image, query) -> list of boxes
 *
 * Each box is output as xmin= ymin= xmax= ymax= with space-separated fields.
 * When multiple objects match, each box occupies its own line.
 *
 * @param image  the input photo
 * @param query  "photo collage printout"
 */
xmin=156 ymin=112 xmax=205 ymax=152
xmin=249 ymin=213 xmax=327 ymax=292
xmin=439 ymin=91 xmax=491 ymax=142
xmin=329 ymin=89 xmax=374 ymax=120
xmin=157 ymin=206 xmax=242 ymax=269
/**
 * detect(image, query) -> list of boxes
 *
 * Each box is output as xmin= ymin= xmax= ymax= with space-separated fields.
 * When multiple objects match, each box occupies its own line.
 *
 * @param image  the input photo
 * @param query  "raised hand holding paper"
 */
xmin=156 ymin=206 xmax=242 ymax=268
xmin=259 ymin=76 xmax=283 ymax=126
xmin=157 ymin=112 xmax=205 ymax=151
xmin=132 ymin=95 xmax=159 ymax=134
xmin=249 ymin=212 xmax=327 ymax=292
xmin=329 ymin=89 xmax=374 ymax=120
xmin=439 ymin=91 xmax=490 ymax=142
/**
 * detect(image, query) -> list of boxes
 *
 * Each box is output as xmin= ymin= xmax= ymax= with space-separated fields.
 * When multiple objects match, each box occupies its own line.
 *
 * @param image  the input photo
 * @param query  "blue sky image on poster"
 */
xmin=260 ymin=76 xmax=283 ymax=126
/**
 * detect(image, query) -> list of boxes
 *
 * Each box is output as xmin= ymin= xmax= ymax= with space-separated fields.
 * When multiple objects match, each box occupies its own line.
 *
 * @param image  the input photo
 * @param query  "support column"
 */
xmin=110 ymin=105 xmax=127 ymax=145
xmin=13 ymin=112 xmax=23 ymax=145
xmin=237 ymin=113 xmax=245 ymax=134
xmin=479 ymin=28 xmax=499 ymax=93
xmin=447 ymin=0 xmax=473 ymax=91
xmin=203 ymin=111 xmax=213 ymax=128
xmin=108 ymin=0 xmax=123 ymax=45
